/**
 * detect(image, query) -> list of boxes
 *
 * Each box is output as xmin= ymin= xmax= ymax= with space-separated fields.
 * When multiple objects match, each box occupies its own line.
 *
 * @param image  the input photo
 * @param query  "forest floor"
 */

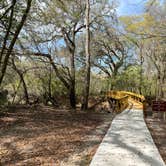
xmin=145 ymin=109 xmax=166 ymax=164
xmin=0 ymin=102 xmax=114 ymax=166
xmin=1 ymin=101 xmax=165 ymax=166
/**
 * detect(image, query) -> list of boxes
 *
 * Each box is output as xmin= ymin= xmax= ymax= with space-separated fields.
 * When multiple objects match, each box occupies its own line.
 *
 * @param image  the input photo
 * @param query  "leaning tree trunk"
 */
xmin=21 ymin=74 xmax=29 ymax=104
xmin=12 ymin=79 xmax=22 ymax=104
xmin=82 ymin=0 xmax=91 ymax=110
xmin=0 ymin=0 xmax=32 ymax=86
xmin=12 ymin=58 xmax=29 ymax=104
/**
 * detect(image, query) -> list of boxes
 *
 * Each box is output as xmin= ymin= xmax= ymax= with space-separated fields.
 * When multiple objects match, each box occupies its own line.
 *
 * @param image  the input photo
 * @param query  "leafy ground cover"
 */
xmin=0 ymin=104 xmax=113 ymax=165
xmin=145 ymin=113 xmax=166 ymax=164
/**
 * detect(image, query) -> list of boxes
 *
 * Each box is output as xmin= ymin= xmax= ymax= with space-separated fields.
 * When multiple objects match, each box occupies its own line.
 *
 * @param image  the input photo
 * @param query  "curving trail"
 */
xmin=90 ymin=101 xmax=165 ymax=166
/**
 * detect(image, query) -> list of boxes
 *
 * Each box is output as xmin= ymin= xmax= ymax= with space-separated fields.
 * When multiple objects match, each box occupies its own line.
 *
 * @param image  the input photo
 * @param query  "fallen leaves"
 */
xmin=0 ymin=105 xmax=112 ymax=165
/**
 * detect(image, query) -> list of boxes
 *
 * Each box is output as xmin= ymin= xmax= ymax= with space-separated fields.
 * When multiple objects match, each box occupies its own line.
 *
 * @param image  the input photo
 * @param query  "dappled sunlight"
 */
xmin=0 ymin=106 xmax=113 ymax=165
xmin=145 ymin=117 xmax=166 ymax=163
xmin=107 ymin=90 xmax=145 ymax=112
xmin=0 ymin=0 xmax=165 ymax=165
xmin=129 ymin=99 xmax=143 ymax=110
xmin=90 ymin=106 xmax=165 ymax=166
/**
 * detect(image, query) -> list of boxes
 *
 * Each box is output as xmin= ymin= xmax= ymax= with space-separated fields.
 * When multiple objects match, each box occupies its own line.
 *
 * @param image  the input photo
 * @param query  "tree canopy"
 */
xmin=0 ymin=0 xmax=165 ymax=108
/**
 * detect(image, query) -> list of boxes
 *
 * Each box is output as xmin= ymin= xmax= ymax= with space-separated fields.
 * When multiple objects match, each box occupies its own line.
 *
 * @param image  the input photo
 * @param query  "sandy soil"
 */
xmin=0 ymin=104 xmax=114 ymax=166
xmin=145 ymin=110 xmax=166 ymax=164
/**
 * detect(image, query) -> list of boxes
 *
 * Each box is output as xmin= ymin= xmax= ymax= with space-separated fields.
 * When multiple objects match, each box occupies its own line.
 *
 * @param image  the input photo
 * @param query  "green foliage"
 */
xmin=1 ymin=0 xmax=165 ymax=106
xmin=108 ymin=65 xmax=157 ymax=97
xmin=110 ymin=65 xmax=141 ymax=91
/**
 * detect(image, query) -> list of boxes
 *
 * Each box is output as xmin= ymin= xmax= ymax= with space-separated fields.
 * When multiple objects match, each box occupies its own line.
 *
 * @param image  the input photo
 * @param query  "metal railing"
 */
xmin=106 ymin=90 xmax=145 ymax=112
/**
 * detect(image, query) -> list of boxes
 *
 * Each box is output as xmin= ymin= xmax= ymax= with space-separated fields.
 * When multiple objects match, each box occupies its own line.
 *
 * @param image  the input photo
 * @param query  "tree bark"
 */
xmin=139 ymin=45 xmax=144 ymax=95
xmin=12 ymin=58 xmax=29 ymax=104
xmin=69 ymin=51 xmax=76 ymax=109
xmin=82 ymin=0 xmax=91 ymax=110
xmin=48 ymin=53 xmax=76 ymax=108
xmin=69 ymin=84 xmax=76 ymax=109
xmin=0 ymin=0 xmax=16 ymax=65
xmin=157 ymin=72 xmax=165 ymax=100
xmin=62 ymin=28 xmax=76 ymax=109
xmin=0 ymin=0 xmax=32 ymax=86
xmin=12 ymin=79 xmax=22 ymax=104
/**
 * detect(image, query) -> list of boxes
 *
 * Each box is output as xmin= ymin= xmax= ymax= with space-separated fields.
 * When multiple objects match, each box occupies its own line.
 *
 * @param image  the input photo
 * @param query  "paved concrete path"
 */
xmin=90 ymin=106 xmax=165 ymax=166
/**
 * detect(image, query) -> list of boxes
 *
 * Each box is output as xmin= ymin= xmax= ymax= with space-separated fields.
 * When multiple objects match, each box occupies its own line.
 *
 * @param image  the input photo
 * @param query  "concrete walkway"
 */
xmin=90 ymin=106 xmax=165 ymax=166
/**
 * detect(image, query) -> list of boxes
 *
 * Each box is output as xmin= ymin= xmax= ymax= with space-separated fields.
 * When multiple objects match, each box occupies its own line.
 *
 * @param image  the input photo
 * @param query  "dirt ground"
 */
xmin=0 ymin=104 xmax=113 ymax=166
xmin=145 ymin=110 xmax=166 ymax=164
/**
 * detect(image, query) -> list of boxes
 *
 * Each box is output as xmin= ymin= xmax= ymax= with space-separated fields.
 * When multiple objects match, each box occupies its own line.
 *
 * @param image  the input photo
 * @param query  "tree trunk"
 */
xmin=69 ymin=84 xmax=76 ymax=109
xmin=161 ymin=65 xmax=166 ymax=99
xmin=21 ymin=74 xmax=29 ymax=104
xmin=0 ymin=0 xmax=32 ymax=86
xmin=48 ymin=66 xmax=52 ymax=98
xmin=139 ymin=46 xmax=144 ymax=95
xmin=61 ymin=27 xmax=76 ymax=109
xmin=155 ymin=67 xmax=166 ymax=100
xmin=158 ymin=73 xmax=165 ymax=100
xmin=69 ymin=50 xmax=76 ymax=109
xmin=12 ymin=58 xmax=29 ymax=104
xmin=0 ymin=0 xmax=16 ymax=65
xmin=48 ymin=55 xmax=76 ymax=108
xmin=82 ymin=0 xmax=91 ymax=110
xmin=12 ymin=79 xmax=22 ymax=104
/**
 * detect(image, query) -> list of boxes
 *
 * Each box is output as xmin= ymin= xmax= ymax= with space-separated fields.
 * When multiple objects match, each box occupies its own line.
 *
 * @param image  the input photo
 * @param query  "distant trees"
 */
xmin=110 ymin=65 xmax=156 ymax=96
xmin=23 ymin=0 xmax=87 ymax=108
xmin=91 ymin=26 xmax=130 ymax=78
xmin=120 ymin=0 xmax=166 ymax=99
xmin=0 ymin=0 xmax=164 ymax=107
xmin=145 ymin=0 xmax=166 ymax=99
xmin=25 ymin=0 xmax=118 ymax=109
xmin=145 ymin=40 xmax=166 ymax=99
